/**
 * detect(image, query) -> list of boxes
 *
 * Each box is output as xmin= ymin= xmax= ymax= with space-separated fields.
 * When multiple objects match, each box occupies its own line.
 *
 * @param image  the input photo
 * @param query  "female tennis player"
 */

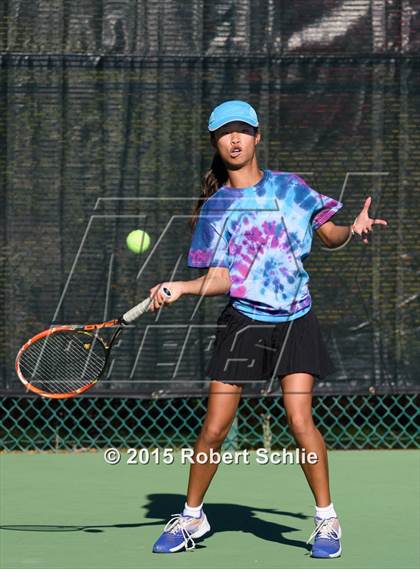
xmin=149 ymin=100 xmax=388 ymax=557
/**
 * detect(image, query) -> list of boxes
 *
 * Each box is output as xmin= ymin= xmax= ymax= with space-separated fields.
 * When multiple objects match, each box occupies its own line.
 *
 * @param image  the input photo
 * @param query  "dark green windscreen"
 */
xmin=1 ymin=1 xmax=419 ymax=396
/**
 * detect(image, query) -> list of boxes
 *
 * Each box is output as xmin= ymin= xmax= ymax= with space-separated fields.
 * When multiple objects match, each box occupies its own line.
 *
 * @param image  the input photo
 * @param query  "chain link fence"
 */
xmin=1 ymin=394 xmax=418 ymax=452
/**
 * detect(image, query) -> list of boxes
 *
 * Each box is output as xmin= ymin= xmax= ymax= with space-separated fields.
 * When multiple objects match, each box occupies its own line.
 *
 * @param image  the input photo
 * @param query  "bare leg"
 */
xmin=186 ymin=380 xmax=243 ymax=507
xmin=280 ymin=373 xmax=331 ymax=507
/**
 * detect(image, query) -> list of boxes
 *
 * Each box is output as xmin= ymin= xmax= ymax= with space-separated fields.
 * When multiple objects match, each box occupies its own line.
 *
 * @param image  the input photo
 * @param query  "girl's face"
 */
xmin=212 ymin=121 xmax=261 ymax=169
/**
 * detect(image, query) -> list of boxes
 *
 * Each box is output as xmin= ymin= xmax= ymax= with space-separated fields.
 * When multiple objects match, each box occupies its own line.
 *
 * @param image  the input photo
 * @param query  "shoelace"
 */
xmin=306 ymin=518 xmax=340 ymax=544
xmin=163 ymin=513 xmax=198 ymax=551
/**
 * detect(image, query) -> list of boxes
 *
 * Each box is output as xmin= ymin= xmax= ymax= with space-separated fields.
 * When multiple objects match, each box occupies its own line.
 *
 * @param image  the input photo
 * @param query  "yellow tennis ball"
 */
xmin=126 ymin=230 xmax=151 ymax=254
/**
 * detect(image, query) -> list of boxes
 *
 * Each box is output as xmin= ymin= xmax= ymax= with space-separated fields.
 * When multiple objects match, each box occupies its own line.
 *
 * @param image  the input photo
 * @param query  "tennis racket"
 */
xmin=15 ymin=287 xmax=172 ymax=399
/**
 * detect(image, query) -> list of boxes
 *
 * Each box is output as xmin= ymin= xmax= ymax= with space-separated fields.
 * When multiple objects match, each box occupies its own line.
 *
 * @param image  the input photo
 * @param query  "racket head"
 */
xmin=16 ymin=326 xmax=109 ymax=399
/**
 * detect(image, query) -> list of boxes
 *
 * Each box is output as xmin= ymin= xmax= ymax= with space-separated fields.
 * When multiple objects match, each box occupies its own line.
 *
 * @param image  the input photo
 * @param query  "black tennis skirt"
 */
xmin=206 ymin=302 xmax=336 ymax=387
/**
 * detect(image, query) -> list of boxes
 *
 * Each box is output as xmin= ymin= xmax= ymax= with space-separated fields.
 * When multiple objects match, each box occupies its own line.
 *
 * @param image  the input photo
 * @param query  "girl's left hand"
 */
xmin=353 ymin=196 xmax=388 ymax=244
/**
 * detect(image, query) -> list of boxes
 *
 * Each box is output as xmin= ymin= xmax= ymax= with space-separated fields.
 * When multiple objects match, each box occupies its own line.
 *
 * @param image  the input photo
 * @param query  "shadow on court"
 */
xmin=0 ymin=493 xmax=311 ymax=552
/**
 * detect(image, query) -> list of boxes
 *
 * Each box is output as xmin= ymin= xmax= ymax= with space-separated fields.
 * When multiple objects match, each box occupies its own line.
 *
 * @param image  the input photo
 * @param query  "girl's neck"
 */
xmin=225 ymin=162 xmax=263 ymax=190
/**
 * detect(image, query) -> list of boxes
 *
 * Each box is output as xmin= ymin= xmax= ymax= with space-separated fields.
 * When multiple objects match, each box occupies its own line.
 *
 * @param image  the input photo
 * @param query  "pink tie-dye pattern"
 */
xmin=312 ymin=199 xmax=341 ymax=229
xmin=262 ymin=220 xmax=276 ymax=236
xmin=188 ymin=249 xmax=212 ymax=266
xmin=244 ymin=226 xmax=264 ymax=242
xmin=232 ymin=285 xmax=247 ymax=297
xmin=235 ymin=262 xmax=249 ymax=277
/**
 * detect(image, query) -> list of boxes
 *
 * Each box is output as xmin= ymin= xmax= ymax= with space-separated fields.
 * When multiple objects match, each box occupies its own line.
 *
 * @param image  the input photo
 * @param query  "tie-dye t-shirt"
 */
xmin=187 ymin=169 xmax=343 ymax=322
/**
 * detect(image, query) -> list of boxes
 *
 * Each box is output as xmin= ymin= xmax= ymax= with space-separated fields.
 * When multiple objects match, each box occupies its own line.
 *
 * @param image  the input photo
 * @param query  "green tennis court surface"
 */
xmin=1 ymin=450 xmax=418 ymax=569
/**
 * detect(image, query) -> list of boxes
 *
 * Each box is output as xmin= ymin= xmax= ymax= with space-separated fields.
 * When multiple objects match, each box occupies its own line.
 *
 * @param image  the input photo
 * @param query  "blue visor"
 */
xmin=208 ymin=100 xmax=259 ymax=132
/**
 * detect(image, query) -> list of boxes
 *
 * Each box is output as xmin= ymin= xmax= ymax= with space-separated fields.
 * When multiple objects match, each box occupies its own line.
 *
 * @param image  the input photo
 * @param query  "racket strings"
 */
xmin=18 ymin=331 xmax=107 ymax=394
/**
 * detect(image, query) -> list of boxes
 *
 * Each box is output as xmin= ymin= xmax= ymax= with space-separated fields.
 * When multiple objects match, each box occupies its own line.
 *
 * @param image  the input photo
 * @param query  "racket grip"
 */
xmin=122 ymin=287 xmax=172 ymax=324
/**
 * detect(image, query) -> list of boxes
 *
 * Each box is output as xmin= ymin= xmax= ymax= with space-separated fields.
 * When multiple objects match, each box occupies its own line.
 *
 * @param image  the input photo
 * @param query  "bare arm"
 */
xmin=180 ymin=267 xmax=231 ymax=296
xmin=315 ymin=221 xmax=351 ymax=248
xmin=148 ymin=267 xmax=231 ymax=311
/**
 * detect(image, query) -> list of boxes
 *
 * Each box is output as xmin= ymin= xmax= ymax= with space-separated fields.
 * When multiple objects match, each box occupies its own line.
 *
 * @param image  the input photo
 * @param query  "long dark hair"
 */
xmin=189 ymin=127 xmax=260 ymax=231
xmin=189 ymin=150 xmax=228 ymax=231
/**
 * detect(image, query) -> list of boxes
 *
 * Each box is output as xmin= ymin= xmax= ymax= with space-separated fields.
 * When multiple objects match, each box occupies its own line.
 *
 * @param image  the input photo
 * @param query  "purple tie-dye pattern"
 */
xmin=187 ymin=170 xmax=343 ymax=322
xmin=188 ymin=248 xmax=213 ymax=267
xmin=312 ymin=199 xmax=343 ymax=230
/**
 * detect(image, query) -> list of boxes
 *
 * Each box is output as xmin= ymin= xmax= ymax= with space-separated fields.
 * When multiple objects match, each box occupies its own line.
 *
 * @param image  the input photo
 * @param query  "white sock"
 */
xmin=315 ymin=503 xmax=337 ymax=520
xmin=183 ymin=501 xmax=203 ymax=518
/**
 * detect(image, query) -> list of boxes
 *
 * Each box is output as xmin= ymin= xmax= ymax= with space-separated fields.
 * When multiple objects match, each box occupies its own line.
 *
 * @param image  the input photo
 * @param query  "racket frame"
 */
xmin=15 ymin=318 xmax=124 ymax=399
xmin=15 ymin=287 xmax=171 ymax=399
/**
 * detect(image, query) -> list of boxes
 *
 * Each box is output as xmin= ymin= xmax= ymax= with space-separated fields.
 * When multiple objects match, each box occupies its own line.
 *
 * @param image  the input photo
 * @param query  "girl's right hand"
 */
xmin=148 ymin=281 xmax=184 ymax=312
